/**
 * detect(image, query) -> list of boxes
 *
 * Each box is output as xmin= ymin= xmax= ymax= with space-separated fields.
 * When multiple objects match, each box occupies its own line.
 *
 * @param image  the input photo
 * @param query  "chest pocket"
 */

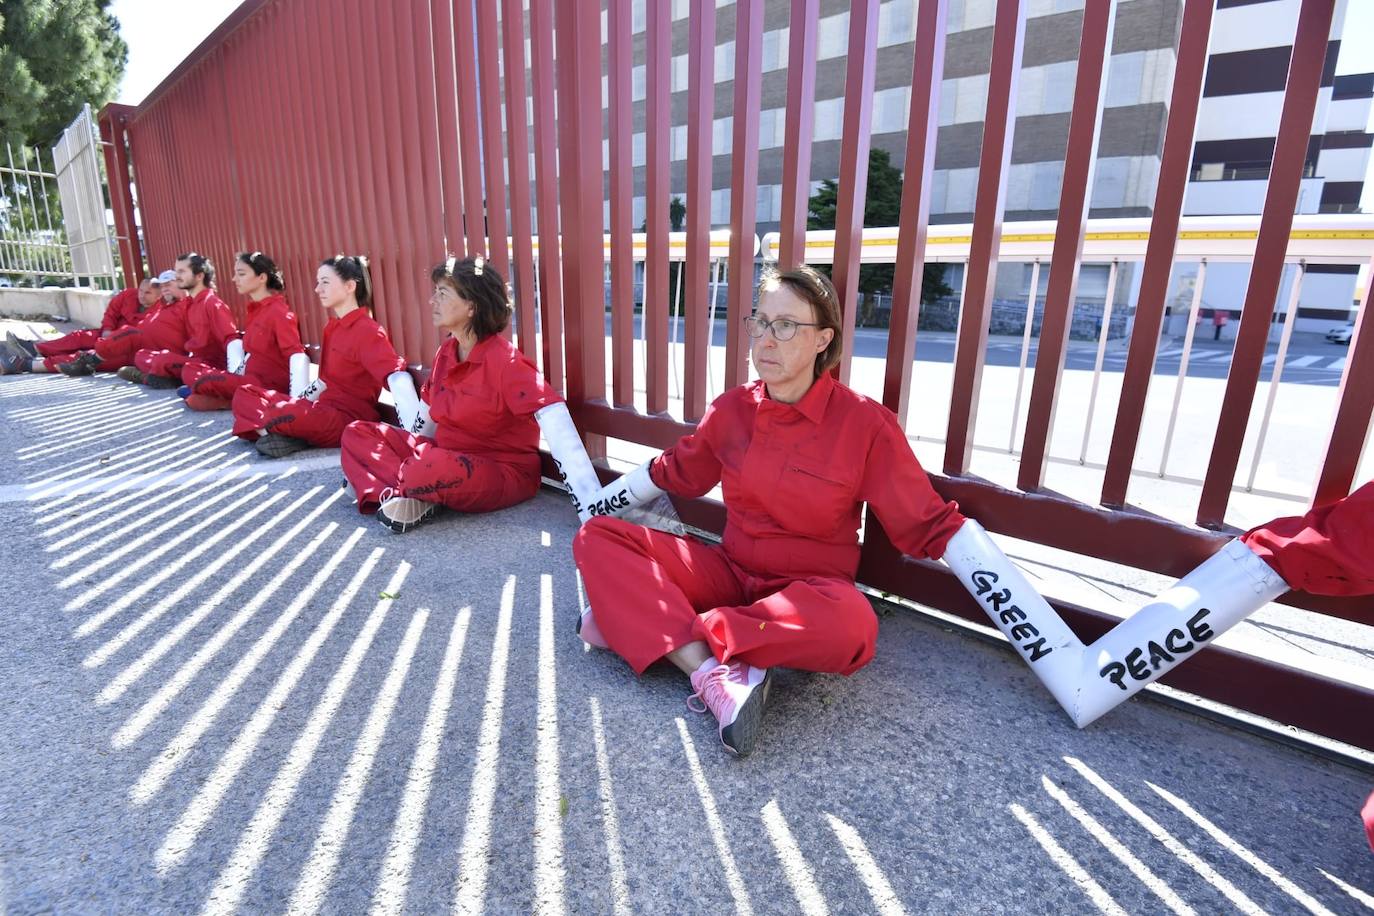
xmin=771 ymin=460 xmax=858 ymax=539
xmin=446 ymin=380 xmax=504 ymax=430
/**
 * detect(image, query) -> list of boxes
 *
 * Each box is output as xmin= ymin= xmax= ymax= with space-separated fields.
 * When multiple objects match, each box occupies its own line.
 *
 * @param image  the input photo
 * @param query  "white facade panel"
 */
xmin=1326 ymin=96 xmax=1373 ymax=133
xmin=1194 ymin=92 xmax=1286 ymax=141
xmin=1184 ymin=176 xmax=1325 ymax=215
xmin=1317 ymin=146 xmax=1372 ymax=182
xmin=1208 ymin=0 xmax=1301 ymax=55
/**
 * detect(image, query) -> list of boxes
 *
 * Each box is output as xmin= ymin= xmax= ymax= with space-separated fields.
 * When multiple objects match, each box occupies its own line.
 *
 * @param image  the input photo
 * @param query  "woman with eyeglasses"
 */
xmin=571 ymin=265 xmax=965 ymax=757
xmin=229 ymin=254 xmax=417 ymax=459
xmin=339 ymin=256 xmax=594 ymax=533
xmin=178 ymin=251 xmax=305 ymax=411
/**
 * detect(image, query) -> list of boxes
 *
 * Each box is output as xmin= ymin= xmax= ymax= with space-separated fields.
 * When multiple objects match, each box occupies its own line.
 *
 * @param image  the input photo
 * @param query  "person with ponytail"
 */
xmin=178 ymin=251 xmax=305 ymax=411
xmin=230 ymin=254 xmax=413 ymax=459
xmin=338 ymin=255 xmax=591 ymax=533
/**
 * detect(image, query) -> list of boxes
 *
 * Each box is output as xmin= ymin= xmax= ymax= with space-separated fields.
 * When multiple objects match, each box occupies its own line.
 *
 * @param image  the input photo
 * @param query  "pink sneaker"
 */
xmin=576 ymin=607 xmax=608 ymax=649
xmin=688 ymin=661 xmax=773 ymax=757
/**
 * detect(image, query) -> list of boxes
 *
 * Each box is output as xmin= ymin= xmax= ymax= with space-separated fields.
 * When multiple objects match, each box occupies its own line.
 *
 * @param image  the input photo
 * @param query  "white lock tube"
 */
xmin=226 ymin=338 xmax=247 ymax=375
xmin=409 ymin=399 xmax=437 ymax=438
xmin=535 ymin=402 xmax=601 ymax=521
xmin=290 ymin=352 xmax=324 ymax=400
xmin=581 ymin=459 xmax=665 ymax=520
xmin=387 ymin=370 xmax=421 ymax=431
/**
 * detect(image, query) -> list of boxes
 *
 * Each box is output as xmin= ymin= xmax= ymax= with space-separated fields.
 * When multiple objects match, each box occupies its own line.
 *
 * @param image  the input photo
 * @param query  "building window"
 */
xmin=813 ymin=96 xmax=844 ymax=142
xmin=715 ymin=40 xmax=735 ymax=80
xmin=672 ymin=54 xmax=688 ymax=93
xmin=711 ymin=187 xmax=731 ymax=225
xmin=632 ymin=195 xmax=646 ymax=228
xmin=671 ymin=124 xmax=687 ymax=161
xmin=873 ymin=86 xmax=911 ymax=134
xmin=877 ymin=1 xmax=917 ymax=47
xmin=817 ymin=11 xmax=849 ymax=59
xmin=632 ymin=64 xmax=646 ymax=102
xmin=632 ymin=0 xmax=646 ymax=33
xmin=756 ymin=184 xmax=783 ymax=222
xmin=1105 ymin=51 xmax=1146 ymax=109
xmin=713 ymin=116 xmax=733 ymax=156
xmin=761 ymin=27 xmax=789 ymax=72
xmin=759 ymin=107 xmax=787 ymax=149
xmin=940 ymin=73 xmax=989 ymax=126
xmin=633 ymin=131 xmax=646 ymax=168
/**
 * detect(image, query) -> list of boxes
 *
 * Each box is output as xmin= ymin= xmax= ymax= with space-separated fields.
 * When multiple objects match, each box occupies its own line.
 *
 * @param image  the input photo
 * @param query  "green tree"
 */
xmin=0 ymin=0 xmax=127 ymax=149
xmin=808 ymin=147 xmax=952 ymax=326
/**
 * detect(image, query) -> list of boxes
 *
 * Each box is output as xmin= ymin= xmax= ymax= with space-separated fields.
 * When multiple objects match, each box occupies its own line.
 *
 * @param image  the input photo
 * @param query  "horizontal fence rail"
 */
xmin=103 ymin=0 xmax=1373 ymax=751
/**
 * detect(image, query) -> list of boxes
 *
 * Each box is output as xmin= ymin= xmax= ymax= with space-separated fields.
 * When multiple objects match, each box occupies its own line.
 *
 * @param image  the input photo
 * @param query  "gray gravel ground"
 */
xmin=2 ymin=371 xmax=1373 ymax=915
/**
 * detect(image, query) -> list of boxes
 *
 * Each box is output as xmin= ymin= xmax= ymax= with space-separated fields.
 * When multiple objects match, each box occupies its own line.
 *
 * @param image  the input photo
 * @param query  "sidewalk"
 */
xmin=1 ymin=321 xmax=1372 ymax=912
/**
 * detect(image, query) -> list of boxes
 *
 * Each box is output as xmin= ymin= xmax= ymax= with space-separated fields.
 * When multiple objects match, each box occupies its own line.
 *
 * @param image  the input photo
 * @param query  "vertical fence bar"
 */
xmin=942 ymin=0 xmax=1025 ymax=476
xmin=678 ymin=0 xmax=714 ymax=420
xmin=1008 ymin=260 xmax=1040 ymax=451
xmin=500 ymin=0 xmax=538 ymax=362
xmin=1159 ymin=260 xmax=1207 ymax=478
xmin=99 ymin=106 xmax=142 ymax=285
xmin=555 ymin=0 xmax=607 ymax=414
xmin=608 ymin=0 xmax=636 ymax=406
xmin=403 ymin=0 xmax=449 ymax=362
xmin=432 ymin=0 xmax=469 ymax=257
xmin=1313 ymin=261 xmax=1374 ymax=505
xmin=475 ymin=0 xmax=511 ymax=290
xmin=1101 ymin=0 xmax=1215 ymax=507
xmin=683 ymin=2 xmax=716 ymax=421
xmin=272 ymin=6 xmax=324 ymax=340
xmin=830 ymin=0 xmax=880 ymax=384
xmin=724 ymin=0 xmax=764 ymax=390
xmin=643 ymin=0 xmax=672 ymax=412
xmin=780 ymin=0 xmax=818 ymax=270
xmin=777 ymin=0 xmax=818 ymax=270
xmin=454 ymin=0 xmax=487 ymax=259
xmin=1196 ymin=0 xmax=1337 ymax=528
xmin=883 ymin=0 xmax=948 ymax=422
xmin=529 ymin=0 xmax=565 ymax=392
xmin=1016 ymin=0 xmax=1116 ymax=491
xmin=1247 ymin=262 xmax=1304 ymax=491
xmin=1078 ymin=260 xmax=1120 ymax=465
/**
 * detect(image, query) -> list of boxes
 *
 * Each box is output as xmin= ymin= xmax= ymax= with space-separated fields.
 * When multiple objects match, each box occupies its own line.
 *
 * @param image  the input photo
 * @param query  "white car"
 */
xmin=1326 ymin=325 xmax=1353 ymax=345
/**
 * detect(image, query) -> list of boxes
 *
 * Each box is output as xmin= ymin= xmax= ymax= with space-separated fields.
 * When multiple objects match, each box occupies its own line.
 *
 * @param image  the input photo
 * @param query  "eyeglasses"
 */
xmin=743 ymin=315 xmax=819 ymax=342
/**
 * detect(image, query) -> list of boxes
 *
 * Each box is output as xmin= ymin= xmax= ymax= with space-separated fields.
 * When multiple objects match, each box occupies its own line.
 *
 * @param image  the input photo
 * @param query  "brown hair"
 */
xmin=431 ymin=255 xmax=511 ymax=341
xmin=759 ymin=264 xmax=843 ymax=378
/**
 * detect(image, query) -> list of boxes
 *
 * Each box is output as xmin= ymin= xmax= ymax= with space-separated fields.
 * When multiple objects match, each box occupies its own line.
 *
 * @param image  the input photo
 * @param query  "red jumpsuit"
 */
xmin=181 ymin=293 xmax=304 ymax=399
xmin=230 ymin=306 xmax=405 ymax=446
xmin=339 ymin=332 xmax=561 ymax=514
xmin=573 ymin=373 xmax=965 ymax=675
xmin=1239 ymin=480 xmax=1374 ymax=851
xmin=36 ymin=287 xmax=144 ymax=367
xmin=65 ymin=296 xmax=191 ymax=372
xmin=134 ymin=288 xmax=237 ymax=379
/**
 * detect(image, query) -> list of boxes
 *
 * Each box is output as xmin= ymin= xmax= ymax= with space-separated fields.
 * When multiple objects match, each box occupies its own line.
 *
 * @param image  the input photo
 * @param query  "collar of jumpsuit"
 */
xmin=753 ymin=369 xmax=834 ymax=424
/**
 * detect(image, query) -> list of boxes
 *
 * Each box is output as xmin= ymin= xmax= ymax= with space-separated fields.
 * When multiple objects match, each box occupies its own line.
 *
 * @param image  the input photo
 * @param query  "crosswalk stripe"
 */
xmin=1287 ymin=355 xmax=1322 ymax=368
xmin=1330 ymin=357 xmax=1346 ymax=372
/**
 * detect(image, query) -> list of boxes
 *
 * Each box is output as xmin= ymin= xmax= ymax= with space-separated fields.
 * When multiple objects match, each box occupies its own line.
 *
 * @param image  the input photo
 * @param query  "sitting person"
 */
xmin=0 ymin=275 xmax=160 ymax=373
xmin=572 ymin=265 xmax=965 ymax=757
xmin=340 ymin=256 xmax=566 ymax=532
xmin=45 ymin=257 xmax=210 ymax=381
xmin=230 ymin=254 xmax=416 ymax=459
xmin=179 ymin=251 xmax=305 ymax=411
xmin=119 ymin=252 xmax=237 ymax=388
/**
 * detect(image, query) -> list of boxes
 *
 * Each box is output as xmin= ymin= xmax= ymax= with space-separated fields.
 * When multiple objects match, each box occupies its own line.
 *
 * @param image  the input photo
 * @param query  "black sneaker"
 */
xmin=144 ymin=373 xmax=181 ymax=389
xmin=116 ymin=365 xmax=145 ymax=384
xmin=254 ymin=433 xmax=309 ymax=459
xmin=58 ymin=353 xmax=99 ymax=376
xmin=6 ymin=332 xmax=38 ymax=358
xmin=377 ymin=496 xmax=438 ymax=533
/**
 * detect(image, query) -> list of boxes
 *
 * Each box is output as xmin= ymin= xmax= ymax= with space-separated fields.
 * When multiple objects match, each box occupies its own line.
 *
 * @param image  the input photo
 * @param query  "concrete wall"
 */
xmin=0 ymin=288 xmax=110 ymax=328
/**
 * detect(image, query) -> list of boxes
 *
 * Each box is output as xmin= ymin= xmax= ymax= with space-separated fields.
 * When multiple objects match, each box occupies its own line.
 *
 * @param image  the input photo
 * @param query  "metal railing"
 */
xmin=101 ymin=0 xmax=1374 ymax=751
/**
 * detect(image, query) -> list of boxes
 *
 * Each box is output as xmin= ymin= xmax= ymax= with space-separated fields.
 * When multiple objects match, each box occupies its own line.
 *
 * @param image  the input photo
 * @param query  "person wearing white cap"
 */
xmin=0 ymin=272 xmax=166 ymax=375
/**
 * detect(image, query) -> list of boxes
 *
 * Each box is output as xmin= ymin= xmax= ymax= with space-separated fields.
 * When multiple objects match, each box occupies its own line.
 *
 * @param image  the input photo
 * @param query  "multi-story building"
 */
xmin=598 ymin=0 xmax=1372 ymax=333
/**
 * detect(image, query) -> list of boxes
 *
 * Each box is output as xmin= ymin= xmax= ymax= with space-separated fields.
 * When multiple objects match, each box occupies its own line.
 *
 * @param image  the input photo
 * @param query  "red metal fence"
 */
xmin=100 ymin=0 xmax=1374 ymax=750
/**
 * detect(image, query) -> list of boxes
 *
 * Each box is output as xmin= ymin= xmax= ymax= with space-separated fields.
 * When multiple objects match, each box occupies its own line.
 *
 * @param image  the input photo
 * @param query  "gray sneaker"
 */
xmin=5 ymin=333 xmax=38 ymax=358
xmin=116 ymin=365 xmax=145 ymax=384
xmin=254 ymin=433 xmax=309 ymax=459
xmin=377 ymin=495 xmax=438 ymax=533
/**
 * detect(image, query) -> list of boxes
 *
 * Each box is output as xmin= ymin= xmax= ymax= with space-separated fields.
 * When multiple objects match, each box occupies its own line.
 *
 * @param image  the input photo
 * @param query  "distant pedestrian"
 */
xmin=1213 ymin=309 xmax=1228 ymax=341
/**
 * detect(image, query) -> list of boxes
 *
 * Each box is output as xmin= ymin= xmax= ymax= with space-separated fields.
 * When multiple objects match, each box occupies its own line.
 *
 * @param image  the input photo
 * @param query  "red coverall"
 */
xmin=36 ymin=287 xmax=144 ymax=366
xmin=60 ymin=296 xmax=191 ymax=372
xmin=573 ymin=372 xmax=966 ymax=676
xmin=1240 ymin=480 xmax=1374 ymax=851
xmin=230 ymin=306 xmax=405 ymax=446
xmin=339 ymin=332 xmax=561 ymax=514
xmin=181 ymin=293 xmax=304 ymax=399
xmin=134 ymin=288 xmax=237 ymax=379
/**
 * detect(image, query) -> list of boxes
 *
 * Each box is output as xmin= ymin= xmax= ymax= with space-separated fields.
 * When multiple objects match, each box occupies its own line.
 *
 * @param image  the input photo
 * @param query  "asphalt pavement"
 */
xmin=2 ymin=349 xmax=1373 ymax=913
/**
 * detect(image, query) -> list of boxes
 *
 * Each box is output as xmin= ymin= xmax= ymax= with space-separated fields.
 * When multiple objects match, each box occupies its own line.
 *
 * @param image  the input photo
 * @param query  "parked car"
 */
xmin=0 ymin=277 xmax=13 ymax=288
xmin=1326 ymin=325 xmax=1353 ymax=345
